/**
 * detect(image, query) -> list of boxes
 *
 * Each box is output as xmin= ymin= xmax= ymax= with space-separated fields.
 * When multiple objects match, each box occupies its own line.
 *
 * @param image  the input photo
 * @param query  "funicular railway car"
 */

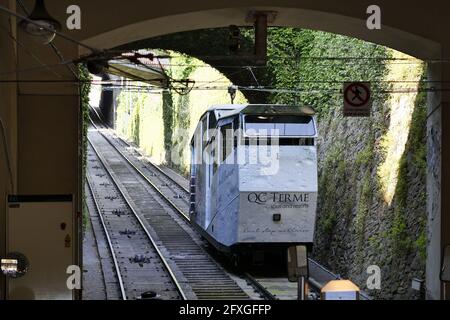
xmin=189 ymin=104 xmax=318 ymax=265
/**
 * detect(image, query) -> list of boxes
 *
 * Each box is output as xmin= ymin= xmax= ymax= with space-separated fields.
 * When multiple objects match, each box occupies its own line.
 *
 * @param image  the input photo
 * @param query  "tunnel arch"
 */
xmin=4 ymin=0 xmax=449 ymax=301
xmin=80 ymin=7 xmax=440 ymax=60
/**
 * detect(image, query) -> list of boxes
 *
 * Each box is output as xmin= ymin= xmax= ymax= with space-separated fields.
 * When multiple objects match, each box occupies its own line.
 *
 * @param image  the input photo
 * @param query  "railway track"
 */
xmin=87 ymin=110 xmax=250 ymax=300
xmin=87 ymin=115 xmax=289 ymax=300
xmin=86 ymin=141 xmax=186 ymax=300
xmin=88 ymin=106 xmax=371 ymax=300
xmin=84 ymin=181 xmax=122 ymax=299
xmin=89 ymin=109 xmax=191 ymax=217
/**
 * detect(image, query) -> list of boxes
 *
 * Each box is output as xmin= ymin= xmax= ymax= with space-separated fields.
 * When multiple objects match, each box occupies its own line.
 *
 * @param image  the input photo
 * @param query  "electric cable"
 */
xmin=0 ymin=117 xmax=14 ymax=191
xmin=0 ymin=20 xmax=64 ymax=78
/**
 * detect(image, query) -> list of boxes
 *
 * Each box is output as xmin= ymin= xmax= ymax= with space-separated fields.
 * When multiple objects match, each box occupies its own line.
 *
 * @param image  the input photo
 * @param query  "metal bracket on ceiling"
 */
xmin=245 ymin=10 xmax=278 ymax=24
xmin=246 ymin=11 xmax=278 ymax=66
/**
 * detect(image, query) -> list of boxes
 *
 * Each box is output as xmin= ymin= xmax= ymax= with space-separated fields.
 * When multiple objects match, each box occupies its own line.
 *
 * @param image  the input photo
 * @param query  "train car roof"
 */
xmin=204 ymin=104 xmax=316 ymax=121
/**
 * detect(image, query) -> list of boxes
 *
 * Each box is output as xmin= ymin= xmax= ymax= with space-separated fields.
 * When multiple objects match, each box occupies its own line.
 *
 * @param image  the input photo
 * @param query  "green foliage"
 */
xmin=415 ymin=220 xmax=427 ymax=264
xmin=356 ymin=143 xmax=375 ymax=166
xmin=175 ymin=93 xmax=191 ymax=130
xmin=131 ymin=103 xmax=140 ymax=145
xmin=178 ymin=55 xmax=197 ymax=79
xmin=343 ymin=197 xmax=354 ymax=221
xmin=321 ymin=212 xmax=337 ymax=235
xmin=354 ymin=170 xmax=373 ymax=269
xmin=352 ymin=128 xmax=376 ymax=264
xmin=368 ymin=235 xmax=383 ymax=251
xmin=396 ymin=157 xmax=408 ymax=207
xmin=388 ymin=156 xmax=413 ymax=254
xmin=79 ymin=64 xmax=91 ymax=173
xmin=162 ymin=91 xmax=174 ymax=164
xmin=78 ymin=64 xmax=92 ymax=232
xmin=389 ymin=210 xmax=412 ymax=253
xmin=256 ymin=29 xmax=389 ymax=116
xmin=318 ymin=146 xmax=346 ymax=237
xmin=355 ymin=173 xmax=372 ymax=242
xmin=408 ymin=74 xmax=428 ymax=176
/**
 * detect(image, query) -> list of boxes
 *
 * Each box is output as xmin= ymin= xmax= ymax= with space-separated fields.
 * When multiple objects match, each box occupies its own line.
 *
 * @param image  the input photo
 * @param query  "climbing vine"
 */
xmin=162 ymin=90 xmax=174 ymax=164
xmin=78 ymin=64 xmax=92 ymax=231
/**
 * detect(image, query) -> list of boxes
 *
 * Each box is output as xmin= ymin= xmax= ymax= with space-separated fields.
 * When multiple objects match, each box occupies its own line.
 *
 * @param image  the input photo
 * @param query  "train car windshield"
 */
xmin=244 ymin=115 xmax=316 ymax=136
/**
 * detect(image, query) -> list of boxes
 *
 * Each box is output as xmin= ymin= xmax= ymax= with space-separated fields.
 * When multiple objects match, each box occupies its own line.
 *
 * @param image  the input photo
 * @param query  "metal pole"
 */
xmin=298 ymin=276 xmax=309 ymax=300
xmin=254 ymin=13 xmax=267 ymax=65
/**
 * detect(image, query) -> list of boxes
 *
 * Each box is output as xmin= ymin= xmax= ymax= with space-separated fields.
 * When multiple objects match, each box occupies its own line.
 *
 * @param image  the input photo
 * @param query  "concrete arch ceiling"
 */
xmin=77 ymin=3 xmax=441 ymax=59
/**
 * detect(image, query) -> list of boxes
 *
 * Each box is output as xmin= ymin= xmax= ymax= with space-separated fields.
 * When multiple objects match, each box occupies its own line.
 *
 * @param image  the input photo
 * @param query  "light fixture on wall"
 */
xmin=19 ymin=0 xmax=61 ymax=45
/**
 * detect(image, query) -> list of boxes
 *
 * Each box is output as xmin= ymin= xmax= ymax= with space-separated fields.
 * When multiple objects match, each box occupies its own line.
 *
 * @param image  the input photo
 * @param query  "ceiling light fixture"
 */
xmin=19 ymin=0 xmax=61 ymax=45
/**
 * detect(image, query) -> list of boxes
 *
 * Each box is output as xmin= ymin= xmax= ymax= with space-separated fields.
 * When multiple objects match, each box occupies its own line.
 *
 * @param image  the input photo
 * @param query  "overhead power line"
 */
xmin=2 ymin=78 xmax=450 ymax=86
xmin=98 ymin=83 xmax=448 ymax=95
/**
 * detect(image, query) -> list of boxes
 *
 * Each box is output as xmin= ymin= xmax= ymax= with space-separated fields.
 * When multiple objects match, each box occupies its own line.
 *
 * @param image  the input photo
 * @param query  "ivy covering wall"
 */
xmin=79 ymin=64 xmax=92 ymax=231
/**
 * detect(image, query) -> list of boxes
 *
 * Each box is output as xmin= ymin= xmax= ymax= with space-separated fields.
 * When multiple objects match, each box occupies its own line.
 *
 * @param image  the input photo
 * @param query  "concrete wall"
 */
xmin=0 ymin=0 xmax=80 ymax=299
xmin=17 ymin=96 xmax=79 ymax=194
xmin=14 ymin=44 xmax=81 ymax=298
xmin=426 ymin=62 xmax=442 ymax=300
xmin=440 ymin=45 xmax=450 ymax=297
xmin=0 ymin=0 xmax=17 ymax=300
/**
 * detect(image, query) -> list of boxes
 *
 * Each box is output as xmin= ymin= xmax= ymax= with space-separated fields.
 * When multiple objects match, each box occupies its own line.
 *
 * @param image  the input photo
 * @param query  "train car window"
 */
xmin=233 ymin=116 xmax=240 ymax=131
xmin=220 ymin=123 xmax=233 ymax=163
xmin=245 ymin=115 xmax=316 ymax=136
xmin=208 ymin=112 xmax=217 ymax=130
xmin=201 ymin=115 xmax=208 ymax=143
xmin=210 ymin=135 xmax=218 ymax=176
xmin=243 ymin=137 xmax=314 ymax=146
xmin=285 ymin=122 xmax=314 ymax=136
xmin=278 ymin=137 xmax=315 ymax=146
xmin=233 ymin=116 xmax=239 ymax=149
xmin=246 ymin=122 xmax=274 ymax=133
xmin=213 ymin=152 xmax=218 ymax=175
xmin=194 ymin=123 xmax=203 ymax=164
xmin=190 ymin=139 xmax=195 ymax=167
xmin=208 ymin=136 xmax=216 ymax=187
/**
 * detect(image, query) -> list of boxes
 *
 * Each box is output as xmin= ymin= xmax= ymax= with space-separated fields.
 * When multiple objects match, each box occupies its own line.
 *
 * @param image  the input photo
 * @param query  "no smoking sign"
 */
xmin=343 ymin=82 xmax=372 ymax=117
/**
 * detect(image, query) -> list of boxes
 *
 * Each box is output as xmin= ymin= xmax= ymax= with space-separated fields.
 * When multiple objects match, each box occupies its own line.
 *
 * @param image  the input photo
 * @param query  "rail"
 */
xmin=88 ymin=138 xmax=188 ymax=300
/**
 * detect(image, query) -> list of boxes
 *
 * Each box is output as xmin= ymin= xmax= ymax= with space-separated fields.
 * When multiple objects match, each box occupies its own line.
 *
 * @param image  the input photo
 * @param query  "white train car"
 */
xmin=189 ymin=104 xmax=318 ymax=263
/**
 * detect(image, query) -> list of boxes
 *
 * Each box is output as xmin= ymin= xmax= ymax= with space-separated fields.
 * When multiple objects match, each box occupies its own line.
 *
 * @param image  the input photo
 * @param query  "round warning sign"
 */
xmin=344 ymin=82 xmax=371 ymax=107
